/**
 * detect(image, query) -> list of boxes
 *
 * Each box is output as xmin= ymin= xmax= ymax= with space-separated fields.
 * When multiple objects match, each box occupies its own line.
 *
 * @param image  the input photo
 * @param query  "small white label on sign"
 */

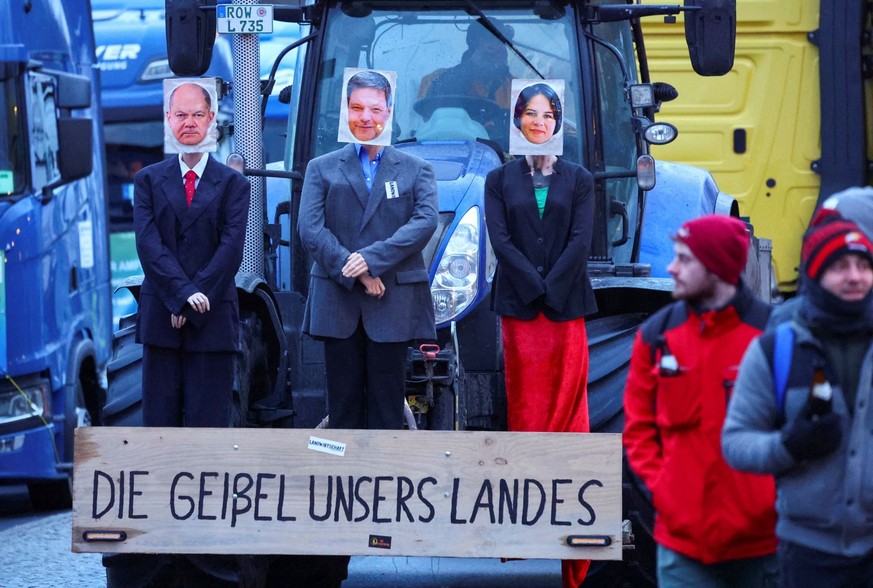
xmin=308 ymin=435 xmax=346 ymax=457
xmin=78 ymin=220 xmax=95 ymax=269
xmin=385 ymin=181 xmax=399 ymax=199
xmin=216 ymin=4 xmax=274 ymax=34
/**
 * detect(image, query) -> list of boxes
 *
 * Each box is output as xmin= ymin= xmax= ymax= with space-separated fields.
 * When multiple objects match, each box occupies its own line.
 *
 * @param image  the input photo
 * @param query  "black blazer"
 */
xmin=133 ymin=155 xmax=250 ymax=351
xmin=484 ymin=157 xmax=597 ymax=321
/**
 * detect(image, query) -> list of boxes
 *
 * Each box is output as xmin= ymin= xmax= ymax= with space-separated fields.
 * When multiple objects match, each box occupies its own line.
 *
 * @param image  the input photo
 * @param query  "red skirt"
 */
xmin=502 ymin=313 xmax=590 ymax=433
xmin=501 ymin=313 xmax=591 ymax=587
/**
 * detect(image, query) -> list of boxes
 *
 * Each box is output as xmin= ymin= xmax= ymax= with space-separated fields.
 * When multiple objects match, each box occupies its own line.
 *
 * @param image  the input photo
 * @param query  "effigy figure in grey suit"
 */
xmin=299 ymin=69 xmax=439 ymax=430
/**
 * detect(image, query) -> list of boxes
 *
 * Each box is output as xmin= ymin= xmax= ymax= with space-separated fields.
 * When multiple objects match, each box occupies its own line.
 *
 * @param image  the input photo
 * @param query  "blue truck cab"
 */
xmin=0 ymin=0 xmax=113 ymax=509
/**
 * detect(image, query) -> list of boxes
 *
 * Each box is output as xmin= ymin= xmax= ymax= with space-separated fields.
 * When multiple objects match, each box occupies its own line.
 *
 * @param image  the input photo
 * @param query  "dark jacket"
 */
xmin=624 ymin=285 xmax=777 ymax=564
xmin=133 ymin=155 xmax=250 ymax=352
xmin=484 ymin=157 xmax=597 ymax=321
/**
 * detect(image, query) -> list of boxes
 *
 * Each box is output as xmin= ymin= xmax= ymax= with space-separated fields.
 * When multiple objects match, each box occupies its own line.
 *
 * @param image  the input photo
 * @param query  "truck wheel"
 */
xmin=104 ymin=321 xmax=143 ymax=427
xmin=582 ymin=456 xmax=657 ymax=587
xmin=28 ymin=479 xmax=72 ymax=511
xmin=459 ymin=370 xmax=503 ymax=430
xmin=428 ymin=362 xmax=467 ymax=431
xmin=619 ymin=455 xmax=657 ymax=585
xmin=233 ymin=311 xmax=269 ymax=428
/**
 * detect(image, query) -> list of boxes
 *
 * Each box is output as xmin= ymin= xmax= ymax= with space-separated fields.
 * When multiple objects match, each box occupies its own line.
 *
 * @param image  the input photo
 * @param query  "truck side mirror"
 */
xmin=165 ymin=0 xmax=216 ymax=77
xmin=57 ymin=118 xmax=94 ymax=182
xmin=41 ymin=118 xmax=94 ymax=202
xmin=684 ymin=0 xmax=736 ymax=76
xmin=55 ymin=72 xmax=91 ymax=109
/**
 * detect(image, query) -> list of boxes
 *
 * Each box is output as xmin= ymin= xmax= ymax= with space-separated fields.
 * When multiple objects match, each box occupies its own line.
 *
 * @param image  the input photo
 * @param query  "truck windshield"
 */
xmin=0 ymin=77 xmax=27 ymax=197
xmin=311 ymin=2 xmax=585 ymax=161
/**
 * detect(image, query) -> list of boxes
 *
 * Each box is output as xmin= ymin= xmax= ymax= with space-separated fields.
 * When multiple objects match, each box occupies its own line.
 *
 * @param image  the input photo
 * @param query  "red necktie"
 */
xmin=184 ymin=170 xmax=197 ymax=206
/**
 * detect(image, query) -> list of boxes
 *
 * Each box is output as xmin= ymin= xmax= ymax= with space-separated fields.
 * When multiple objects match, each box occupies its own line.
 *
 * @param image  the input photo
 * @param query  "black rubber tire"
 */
xmin=232 ymin=311 xmax=270 ymax=428
xmin=29 ymin=374 xmax=91 ymax=511
xmin=28 ymin=478 xmax=72 ymax=511
xmin=428 ymin=375 xmax=467 ymax=431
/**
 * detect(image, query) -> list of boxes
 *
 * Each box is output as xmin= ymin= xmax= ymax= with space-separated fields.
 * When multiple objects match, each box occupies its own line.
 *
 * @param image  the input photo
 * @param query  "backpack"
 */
xmin=771 ymin=321 xmax=795 ymax=420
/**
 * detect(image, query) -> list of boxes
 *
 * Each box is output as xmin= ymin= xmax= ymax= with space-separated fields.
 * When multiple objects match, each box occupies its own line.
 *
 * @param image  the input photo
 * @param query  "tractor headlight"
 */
xmin=643 ymin=122 xmax=678 ymax=145
xmin=431 ymin=207 xmax=480 ymax=325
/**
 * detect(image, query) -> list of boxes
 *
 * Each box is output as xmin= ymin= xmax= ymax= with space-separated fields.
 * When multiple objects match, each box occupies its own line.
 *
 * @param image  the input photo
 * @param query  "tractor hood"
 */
xmin=393 ymin=140 xmax=503 ymax=214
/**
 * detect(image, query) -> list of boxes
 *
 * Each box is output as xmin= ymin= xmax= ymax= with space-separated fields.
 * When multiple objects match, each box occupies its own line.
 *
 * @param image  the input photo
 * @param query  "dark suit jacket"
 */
xmin=484 ymin=157 xmax=597 ymax=321
xmin=298 ymin=144 xmax=438 ymax=342
xmin=133 ymin=155 xmax=250 ymax=351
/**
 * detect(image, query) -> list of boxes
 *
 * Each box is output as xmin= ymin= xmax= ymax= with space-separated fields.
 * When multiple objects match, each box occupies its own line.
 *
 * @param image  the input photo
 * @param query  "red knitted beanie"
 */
xmin=673 ymin=215 xmax=750 ymax=285
xmin=801 ymin=214 xmax=873 ymax=281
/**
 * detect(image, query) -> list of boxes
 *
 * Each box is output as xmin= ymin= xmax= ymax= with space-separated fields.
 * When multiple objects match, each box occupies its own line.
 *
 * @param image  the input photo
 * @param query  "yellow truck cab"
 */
xmin=642 ymin=0 xmax=872 ymax=293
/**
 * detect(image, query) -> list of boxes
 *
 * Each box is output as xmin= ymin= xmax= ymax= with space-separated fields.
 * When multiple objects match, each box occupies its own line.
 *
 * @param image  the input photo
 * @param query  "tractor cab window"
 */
xmin=0 ymin=75 xmax=27 ymax=197
xmin=311 ymin=2 xmax=586 ymax=164
xmin=590 ymin=14 xmax=641 ymax=264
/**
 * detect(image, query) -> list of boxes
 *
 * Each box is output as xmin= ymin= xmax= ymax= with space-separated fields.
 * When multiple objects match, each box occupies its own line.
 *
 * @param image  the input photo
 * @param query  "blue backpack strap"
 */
xmin=772 ymin=322 xmax=795 ymax=416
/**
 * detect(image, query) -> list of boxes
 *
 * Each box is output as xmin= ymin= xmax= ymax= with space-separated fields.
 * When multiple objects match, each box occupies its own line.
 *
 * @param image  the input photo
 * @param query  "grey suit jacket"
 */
xmin=298 ymin=144 xmax=438 ymax=342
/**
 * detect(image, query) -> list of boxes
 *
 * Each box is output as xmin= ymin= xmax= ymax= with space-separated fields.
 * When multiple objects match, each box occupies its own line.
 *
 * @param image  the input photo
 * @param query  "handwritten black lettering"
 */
xmin=198 ymin=472 xmax=219 ymax=521
xmin=231 ymin=473 xmax=254 ymax=528
xmin=254 ymin=473 xmax=276 ymax=522
xmin=498 ymin=479 xmax=518 ymax=524
xmin=353 ymin=476 xmax=372 ymax=522
xmin=128 ymin=471 xmax=148 ymax=520
xmin=92 ymin=470 xmax=115 ymax=519
xmin=170 ymin=472 xmax=195 ymax=520
xmin=277 ymin=474 xmax=296 ymax=521
xmin=221 ymin=472 xmax=230 ymax=521
xmin=372 ymin=476 xmax=392 ymax=524
xmin=550 ymin=479 xmax=571 ymax=526
xmin=395 ymin=476 xmax=415 ymax=523
xmin=522 ymin=479 xmax=545 ymax=526
xmin=450 ymin=478 xmax=467 ymax=524
xmin=309 ymin=475 xmax=332 ymax=522
xmin=470 ymin=480 xmax=495 ymax=524
xmin=576 ymin=479 xmax=602 ymax=526
xmin=334 ymin=475 xmax=354 ymax=522
xmin=118 ymin=470 xmax=125 ymax=519
xmin=417 ymin=477 xmax=436 ymax=523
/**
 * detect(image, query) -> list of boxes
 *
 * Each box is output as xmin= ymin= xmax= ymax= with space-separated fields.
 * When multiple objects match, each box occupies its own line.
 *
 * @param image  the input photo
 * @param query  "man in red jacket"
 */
xmin=623 ymin=215 xmax=778 ymax=587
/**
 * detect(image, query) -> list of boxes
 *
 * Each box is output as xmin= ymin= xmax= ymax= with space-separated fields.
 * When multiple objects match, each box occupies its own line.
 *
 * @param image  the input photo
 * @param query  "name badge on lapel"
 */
xmin=385 ymin=181 xmax=399 ymax=199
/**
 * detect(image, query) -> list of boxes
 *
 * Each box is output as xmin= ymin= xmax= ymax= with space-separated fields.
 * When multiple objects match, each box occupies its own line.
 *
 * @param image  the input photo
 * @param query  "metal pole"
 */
xmin=231 ymin=0 xmax=264 ymax=277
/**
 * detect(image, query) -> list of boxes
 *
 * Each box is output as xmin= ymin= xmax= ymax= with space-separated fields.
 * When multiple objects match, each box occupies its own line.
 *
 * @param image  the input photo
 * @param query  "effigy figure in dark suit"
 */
xmin=133 ymin=81 xmax=250 ymax=427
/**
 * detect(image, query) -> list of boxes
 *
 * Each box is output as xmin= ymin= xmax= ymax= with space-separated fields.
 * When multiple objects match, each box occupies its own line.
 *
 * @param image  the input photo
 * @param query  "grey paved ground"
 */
xmin=0 ymin=511 xmax=562 ymax=587
xmin=0 ymin=512 xmax=104 ymax=587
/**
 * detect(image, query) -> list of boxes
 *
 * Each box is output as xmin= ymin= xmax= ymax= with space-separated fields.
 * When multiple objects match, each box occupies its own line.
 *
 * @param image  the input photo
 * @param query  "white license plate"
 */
xmin=216 ymin=4 xmax=273 ymax=34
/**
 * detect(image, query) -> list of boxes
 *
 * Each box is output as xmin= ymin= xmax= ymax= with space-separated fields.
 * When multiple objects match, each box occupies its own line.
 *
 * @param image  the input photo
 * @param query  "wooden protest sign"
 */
xmin=72 ymin=427 xmax=621 ymax=560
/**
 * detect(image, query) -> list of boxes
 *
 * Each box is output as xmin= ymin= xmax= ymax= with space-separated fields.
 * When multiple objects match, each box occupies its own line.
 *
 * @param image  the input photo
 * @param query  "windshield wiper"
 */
xmin=462 ymin=0 xmax=545 ymax=79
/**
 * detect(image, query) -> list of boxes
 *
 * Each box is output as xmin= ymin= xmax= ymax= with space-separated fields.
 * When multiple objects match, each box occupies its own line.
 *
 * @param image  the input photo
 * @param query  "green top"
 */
xmin=534 ymin=186 xmax=549 ymax=218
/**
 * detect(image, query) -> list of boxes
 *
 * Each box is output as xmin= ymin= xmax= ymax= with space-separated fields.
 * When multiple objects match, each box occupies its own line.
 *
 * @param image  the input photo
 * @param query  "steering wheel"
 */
xmin=414 ymin=95 xmax=506 ymax=127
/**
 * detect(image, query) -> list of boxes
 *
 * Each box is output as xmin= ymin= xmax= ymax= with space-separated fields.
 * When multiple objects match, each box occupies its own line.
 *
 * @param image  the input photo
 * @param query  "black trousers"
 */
xmin=323 ymin=321 xmax=410 ymax=430
xmin=780 ymin=540 xmax=873 ymax=588
xmin=142 ymin=345 xmax=234 ymax=427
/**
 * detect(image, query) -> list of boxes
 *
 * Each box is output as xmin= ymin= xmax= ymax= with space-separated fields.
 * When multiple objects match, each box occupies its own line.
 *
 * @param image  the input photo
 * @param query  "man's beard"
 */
xmin=672 ymin=276 xmax=717 ymax=302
